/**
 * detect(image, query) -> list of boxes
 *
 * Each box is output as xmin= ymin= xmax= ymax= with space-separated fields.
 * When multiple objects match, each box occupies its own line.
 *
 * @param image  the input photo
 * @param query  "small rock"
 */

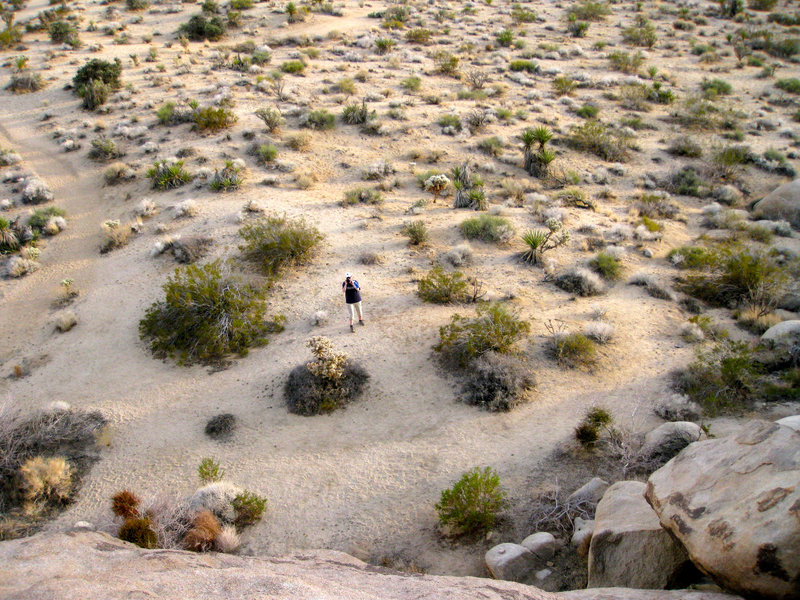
xmin=520 ymin=532 xmax=556 ymax=561
xmin=775 ymin=415 xmax=800 ymax=432
xmin=485 ymin=543 xmax=538 ymax=582
xmin=571 ymin=517 xmax=594 ymax=557
xmin=72 ymin=521 xmax=94 ymax=531
xmin=640 ymin=421 xmax=703 ymax=465
xmin=567 ymin=477 xmax=609 ymax=506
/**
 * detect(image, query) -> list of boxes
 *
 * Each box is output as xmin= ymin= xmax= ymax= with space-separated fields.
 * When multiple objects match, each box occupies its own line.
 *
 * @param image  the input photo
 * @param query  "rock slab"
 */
xmin=485 ymin=543 xmax=539 ymax=582
xmin=0 ymin=531 xmax=742 ymax=600
xmin=588 ymin=481 xmax=691 ymax=589
xmin=752 ymin=179 xmax=800 ymax=228
xmin=646 ymin=420 xmax=800 ymax=600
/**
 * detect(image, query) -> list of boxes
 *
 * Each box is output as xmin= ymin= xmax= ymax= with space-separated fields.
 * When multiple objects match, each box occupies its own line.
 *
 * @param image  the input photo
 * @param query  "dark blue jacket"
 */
xmin=343 ymin=279 xmax=361 ymax=304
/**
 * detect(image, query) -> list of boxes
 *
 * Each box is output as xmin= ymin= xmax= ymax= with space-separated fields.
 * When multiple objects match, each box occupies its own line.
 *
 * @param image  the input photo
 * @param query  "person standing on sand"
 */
xmin=342 ymin=272 xmax=364 ymax=333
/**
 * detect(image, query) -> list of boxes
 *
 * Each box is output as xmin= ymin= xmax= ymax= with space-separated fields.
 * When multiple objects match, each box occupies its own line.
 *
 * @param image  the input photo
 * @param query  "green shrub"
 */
xmin=766 ymin=37 xmax=800 ymax=58
xmin=568 ymin=120 xmax=631 ymax=162
xmin=88 ymin=137 xmax=122 ymax=161
xmin=341 ymin=101 xmax=372 ymax=125
xmin=179 ymin=14 xmax=225 ymax=41
xmin=748 ymin=0 xmax=776 ymax=10
xmin=567 ymin=16 xmax=589 ymax=37
xmin=460 ymin=214 xmax=513 ymax=244
xmin=210 ymin=160 xmax=244 ymax=191
xmin=28 ymin=206 xmax=66 ymax=234
xmin=520 ymin=220 xmax=569 ymax=265
xmin=667 ymin=135 xmax=702 ymax=157
xmin=238 ymin=214 xmax=322 ymax=279
xmin=230 ymin=0 xmax=253 ymax=9
xmin=6 ymin=71 xmax=45 ymax=94
xmin=302 ymin=109 xmax=335 ymax=130
xmin=280 ymin=59 xmax=306 ymax=74
xmin=477 ymin=136 xmax=504 ymax=157
xmin=255 ymin=143 xmax=278 ymax=164
xmin=435 ymin=303 xmax=530 ymax=368
xmin=511 ymin=4 xmax=537 ymax=23
xmin=549 ymin=332 xmax=598 ymax=368
xmin=375 ymin=38 xmax=394 ymax=54
xmin=623 ymin=16 xmax=657 ymax=48
xmin=198 ymin=457 xmax=223 ymax=483
xmin=435 ymin=466 xmax=507 ymax=536
xmin=401 ymin=76 xmax=421 ymax=91
xmin=568 ymin=0 xmax=611 ymax=20
xmin=417 ymin=266 xmax=470 ymax=304
xmin=139 ymin=260 xmax=276 ymax=364
xmin=496 ymin=29 xmax=514 ymax=47
xmin=406 ymin=27 xmax=432 ymax=43
xmin=0 ymin=217 xmax=19 ymax=253
xmin=72 ymin=59 xmax=123 ymax=106
xmin=576 ymin=104 xmax=599 ymax=119
xmin=712 ymin=144 xmax=751 ymax=179
xmin=776 ymin=78 xmax=800 ymax=94
xmin=553 ymin=75 xmax=577 ymax=96
xmin=48 ymin=20 xmax=77 ymax=44
xmin=667 ymin=166 xmax=710 ymax=197
xmin=156 ymin=102 xmax=177 ymax=125
xmin=401 ymin=220 xmax=428 ymax=245
xmin=701 ymin=78 xmax=732 ymax=97
xmin=79 ymin=79 xmax=110 ymax=110
xmin=590 ymin=251 xmax=622 ymax=280
xmin=768 ymin=12 xmax=800 ymax=25
xmin=147 ymin=159 xmax=192 ymax=189
xmin=342 ymin=186 xmax=382 ymax=206
xmin=574 ymin=406 xmax=612 ymax=447
xmin=608 ymin=50 xmax=644 ymax=73
xmin=509 ymin=59 xmax=538 ymax=73
xmin=433 ymin=51 xmax=459 ymax=76
xmin=674 ymin=340 xmax=761 ymax=415
xmin=193 ymin=106 xmax=237 ymax=131
xmin=126 ymin=0 xmax=149 ymax=10
xmin=668 ymin=245 xmax=715 ymax=269
xmin=254 ymin=107 xmax=284 ymax=132
xmin=232 ymin=491 xmax=267 ymax=527
xmin=438 ymin=114 xmax=462 ymax=131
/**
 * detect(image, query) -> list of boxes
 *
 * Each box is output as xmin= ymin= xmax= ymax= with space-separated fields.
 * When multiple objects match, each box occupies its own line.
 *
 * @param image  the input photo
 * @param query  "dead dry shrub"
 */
xmin=183 ymin=509 xmax=222 ymax=551
xmin=461 ymin=352 xmax=535 ymax=411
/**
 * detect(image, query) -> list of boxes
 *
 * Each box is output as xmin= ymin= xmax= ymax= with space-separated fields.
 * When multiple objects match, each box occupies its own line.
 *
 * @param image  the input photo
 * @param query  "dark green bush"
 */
xmin=139 ymin=260 xmax=277 ymax=364
xmin=401 ymin=220 xmax=428 ymax=245
xmin=701 ymin=78 xmax=732 ymax=97
xmin=608 ymin=50 xmax=643 ymax=73
xmin=179 ymin=14 xmax=225 ymax=41
xmin=568 ymin=0 xmax=611 ymax=20
xmin=509 ymin=59 xmax=538 ymax=73
xmin=255 ymin=143 xmax=278 ymax=165
xmin=668 ymin=245 xmax=716 ymax=269
xmin=623 ymin=16 xmax=657 ymax=48
xmin=193 ymin=106 xmax=237 ymax=131
xmin=88 ymin=137 xmax=122 ymax=161
xmin=341 ymin=101 xmax=372 ymax=125
xmin=435 ymin=303 xmax=530 ymax=368
xmin=302 ymin=109 xmax=335 ymax=130
xmin=574 ymin=406 xmax=612 ymax=448
xmin=73 ymin=58 xmax=122 ymax=90
xmin=568 ymin=120 xmax=631 ymax=162
xmin=280 ymin=59 xmax=306 ymax=74
xmin=436 ymin=466 xmax=507 ymax=536
xmin=776 ymin=78 xmax=800 ymax=94
xmin=674 ymin=340 xmax=761 ymax=415
xmin=342 ymin=186 xmax=382 ymax=206
xmin=27 ymin=206 xmax=65 ymax=234
xmin=590 ymin=251 xmax=622 ymax=280
xmin=461 ymin=352 xmax=535 ymax=411
xmin=238 ymin=214 xmax=323 ymax=279
xmin=417 ymin=266 xmax=470 ymax=304
xmin=48 ymin=20 xmax=76 ymax=44
xmin=549 ymin=332 xmax=598 ymax=368
xmin=232 ymin=491 xmax=267 ymax=526
xmin=460 ymin=214 xmax=513 ymax=244
xmin=667 ymin=136 xmax=702 ymax=158
xmin=666 ymin=166 xmax=710 ymax=197
xmin=147 ymin=159 xmax=192 ymax=189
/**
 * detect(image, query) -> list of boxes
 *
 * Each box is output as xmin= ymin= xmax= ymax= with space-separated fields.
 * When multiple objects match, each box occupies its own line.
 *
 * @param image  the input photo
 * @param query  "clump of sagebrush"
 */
xmin=417 ymin=265 xmax=471 ymax=304
xmin=401 ymin=220 xmax=428 ymax=245
xmin=0 ymin=402 xmax=106 ymax=540
xmin=254 ymin=107 xmax=284 ymax=132
xmin=460 ymin=214 xmax=513 ymax=244
xmin=520 ymin=219 xmax=569 ymax=266
xmin=238 ymin=214 xmax=322 ymax=279
xmin=590 ymin=251 xmax=622 ymax=280
xmin=301 ymin=109 xmax=336 ymax=131
xmin=574 ymin=406 xmax=613 ymax=448
xmin=193 ymin=106 xmax=237 ymax=132
xmin=677 ymin=246 xmax=788 ymax=314
xmin=72 ymin=59 xmax=122 ymax=110
xmin=521 ymin=126 xmax=556 ymax=178
xmin=461 ymin=352 xmax=535 ymax=412
xmin=285 ymin=337 xmax=369 ymax=416
xmin=342 ymin=186 xmax=382 ymax=206
xmin=88 ymin=137 xmax=123 ymax=162
xmin=554 ymin=267 xmax=605 ymax=296
xmin=548 ymin=329 xmax=598 ymax=369
xmin=568 ymin=120 xmax=632 ymax=162
xmin=435 ymin=466 xmax=507 ymax=536
xmin=147 ymin=159 xmax=192 ymax=189
xmin=435 ymin=303 xmax=531 ymax=368
xmin=672 ymin=339 xmax=762 ymax=415
xmin=139 ymin=260 xmax=281 ymax=365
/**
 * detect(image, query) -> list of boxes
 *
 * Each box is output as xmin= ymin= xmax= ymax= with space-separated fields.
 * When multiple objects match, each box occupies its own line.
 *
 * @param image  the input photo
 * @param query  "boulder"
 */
xmin=775 ymin=415 xmax=800 ymax=432
xmin=568 ymin=477 xmax=609 ymax=506
xmin=646 ymin=420 xmax=800 ymax=599
xmin=571 ymin=517 xmax=595 ymax=557
xmin=521 ymin=532 xmax=556 ymax=561
xmin=485 ymin=543 xmax=538 ymax=582
xmin=640 ymin=422 xmax=703 ymax=465
xmin=761 ymin=320 xmax=800 ymax=349
xmin=751 ymin=179 xmax=800 ymax=229
xmin=588 ymin=481 xmax=692 ymax=589
xmin=0 ymin=530 xmax=744 ymax=600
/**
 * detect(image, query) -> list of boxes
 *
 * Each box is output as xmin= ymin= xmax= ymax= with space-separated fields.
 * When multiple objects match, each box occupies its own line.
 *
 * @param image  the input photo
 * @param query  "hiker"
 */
xmin=342 ymin=272 xmax=364 ymax=333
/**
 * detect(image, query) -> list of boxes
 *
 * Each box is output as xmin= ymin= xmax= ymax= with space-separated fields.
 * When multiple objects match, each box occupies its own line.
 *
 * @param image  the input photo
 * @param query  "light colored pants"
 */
xmin=347 ymin=302 xmax=363 ymax=322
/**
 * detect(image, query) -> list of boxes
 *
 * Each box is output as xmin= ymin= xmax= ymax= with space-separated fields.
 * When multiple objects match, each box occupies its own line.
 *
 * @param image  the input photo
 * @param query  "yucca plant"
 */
xmin=521 ymin=126 xmax=556 ymax=178
xmin=520 ymin=219 xmax=570 ymax=265
xmin=0 ymin=217 xmax=19 ymax=253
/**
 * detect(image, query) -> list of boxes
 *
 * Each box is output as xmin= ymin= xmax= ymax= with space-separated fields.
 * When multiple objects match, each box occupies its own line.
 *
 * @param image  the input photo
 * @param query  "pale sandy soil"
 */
xmin=0 ymin=0 xmax=798 ymax=577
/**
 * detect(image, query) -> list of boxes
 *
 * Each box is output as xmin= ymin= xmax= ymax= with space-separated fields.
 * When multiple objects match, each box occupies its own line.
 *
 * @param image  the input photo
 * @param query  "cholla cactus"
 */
xmin=306 ymin=336 xmax=347 ymax=381
xmin=424 ymin=173 xmax=450 ymax=202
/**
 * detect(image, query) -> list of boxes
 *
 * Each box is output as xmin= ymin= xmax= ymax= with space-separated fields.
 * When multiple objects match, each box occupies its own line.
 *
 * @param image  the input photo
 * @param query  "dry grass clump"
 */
xmin=100 ymin=220 xmax=133 ymax=253
xmin=554 ymin=268 xmax=605 ymax=296
xmin=546 ymin=321 xmax=599 ymax=369
xmin=183 ymin=510 xmax=222 ymax=551
xmin=285 ymin=337 xmax=369 ymax=416
xmin=461 ymin=352 xmax=535 ymax=412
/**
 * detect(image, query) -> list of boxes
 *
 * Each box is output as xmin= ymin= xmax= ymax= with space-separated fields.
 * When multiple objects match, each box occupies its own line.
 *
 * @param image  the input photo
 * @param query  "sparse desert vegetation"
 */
xmin=1 ymin=0 xmax=799 ymax=591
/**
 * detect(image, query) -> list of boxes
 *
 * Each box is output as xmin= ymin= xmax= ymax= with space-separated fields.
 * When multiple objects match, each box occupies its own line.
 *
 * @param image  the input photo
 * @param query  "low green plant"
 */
xmin=520 ymin=219 xmax=569 ymax=265
xmin=341 ymin=101 xmax=372 ymax=125
xmin=568 ymin=120 xmax=631 ymax=162
xmin=232 ymin=491 xmax=267 ymax=527
xmin=574 ymin=405 xmax=612 ymax=447
xmin=401 ymin=76 xmax=421 ymax=91
xmin=88 ymin=137 xmax=122 ymax=162
xmin=608 ymin=50 xmax=644 ymax=73
xmin=343 ymin=186 xmax=382 ymax=206
xmin=701 ymin=78 xmax=732 ymax=98
xmin=237 ymin=213 xmax=322 ymax=279
xmin=550 ymin=331 xmax=598 ymax=368
xmin=28 ymin=206 xmax=66 ymax=234
xmin=280 ymin=59 xmax=306 ymax=74
xmin=209 ymin=160 xmax=244 ymax=192
xmin=139 ymin=260 xmax=276 ymax=364
xmin=417 ymin=266 xmax=470 ymax=304
xmin=147 ymin=159 xmax=192 ymax=189
xmin=460 ymin=214 xmax=513 ymax=244
xmin=179 ymin=14 xmax=225 ymax=41
xmin=437 ymin=114 xmax=462 ymax=131
xmin=776 ymin=78 xmax=800 ymax=94
xmin=568 ymin=0 xmax=611 ymax=20
xmin=255 ymin=143 xmax=278 ymax=164
xmin=435 ymin=303 xmax=530 ymax=367
xmin=553 ymin=75 xmax=577 ymax=96
xmin=402 ymin=220 xmax=428 ymax=245
xmin=668 ymin=136 xmax=702 ymax=158
xmin=254 ymin=107 xmax=284 ymax=132
xmin=435 ymin=466 xmax=508 ymax=536
xmin=193 ymin=106 xmax=237 ymax=132
xmin=496 ymin=29 xmax=514 ymax=47
xmin=302 ymin=109 xmax=335 ymax=130
xmin=623 ymin=15 xmax=657 ymax=48
xmin=590 ymin=251 xmax=622 ymax=280
xmin=198 ymin=457 xmax=223 ymax=483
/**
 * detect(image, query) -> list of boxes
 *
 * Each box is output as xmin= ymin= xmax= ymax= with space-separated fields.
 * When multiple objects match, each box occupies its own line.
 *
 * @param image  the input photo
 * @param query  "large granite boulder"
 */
xmin=751 ymin=179 xmax=800 ymax=228
xmin=646 ymin=420 xmax=800 ymax=600
xmin=485 ymin=543 xmax=539 ymax=582
xmin=588 ymin=481 xmax=692 ymax=589
xmin=761 ymin=320 xmax=800 ymax=349
xmin=776 ymin=415 xmax=800 ymax=432
xmin=0 ymin=530 xmax=743 ymax=600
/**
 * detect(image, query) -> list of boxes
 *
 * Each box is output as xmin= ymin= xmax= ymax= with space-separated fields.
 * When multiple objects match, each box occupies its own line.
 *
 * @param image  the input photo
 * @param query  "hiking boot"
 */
xmin=350 ymin=324 xmax=354 ymax=333
xmin=359 ymin=320 xmax=365 ymax=326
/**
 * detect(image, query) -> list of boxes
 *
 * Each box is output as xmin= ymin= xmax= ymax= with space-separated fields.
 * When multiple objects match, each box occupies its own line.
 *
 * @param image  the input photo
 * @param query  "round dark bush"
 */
xmin=205 ymin=413 xmax=237 ymax=440
xmin=285 ymin=361 xmax=369 ymax=416
xmin=461 ymin=352 xmax=535 ymax=411
xmin=118 ymin=517 xmax=158 ymax=548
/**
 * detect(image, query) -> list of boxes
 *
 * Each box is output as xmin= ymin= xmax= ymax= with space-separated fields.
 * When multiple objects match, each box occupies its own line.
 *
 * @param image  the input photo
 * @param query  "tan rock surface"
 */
xmin=0 ymin=531 xmax=741 ymax=600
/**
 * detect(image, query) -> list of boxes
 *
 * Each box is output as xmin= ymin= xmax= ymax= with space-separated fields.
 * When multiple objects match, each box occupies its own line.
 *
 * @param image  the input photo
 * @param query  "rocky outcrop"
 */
xmin=646 ymin=420 xmax=800 ymax=600
xmin=0 ymin=530 xmax=744 ymax=600
xmin=751 ymin=179 xmax=800 ymax=228
xmin=588 ymin=481 xmax=692 ymax=589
